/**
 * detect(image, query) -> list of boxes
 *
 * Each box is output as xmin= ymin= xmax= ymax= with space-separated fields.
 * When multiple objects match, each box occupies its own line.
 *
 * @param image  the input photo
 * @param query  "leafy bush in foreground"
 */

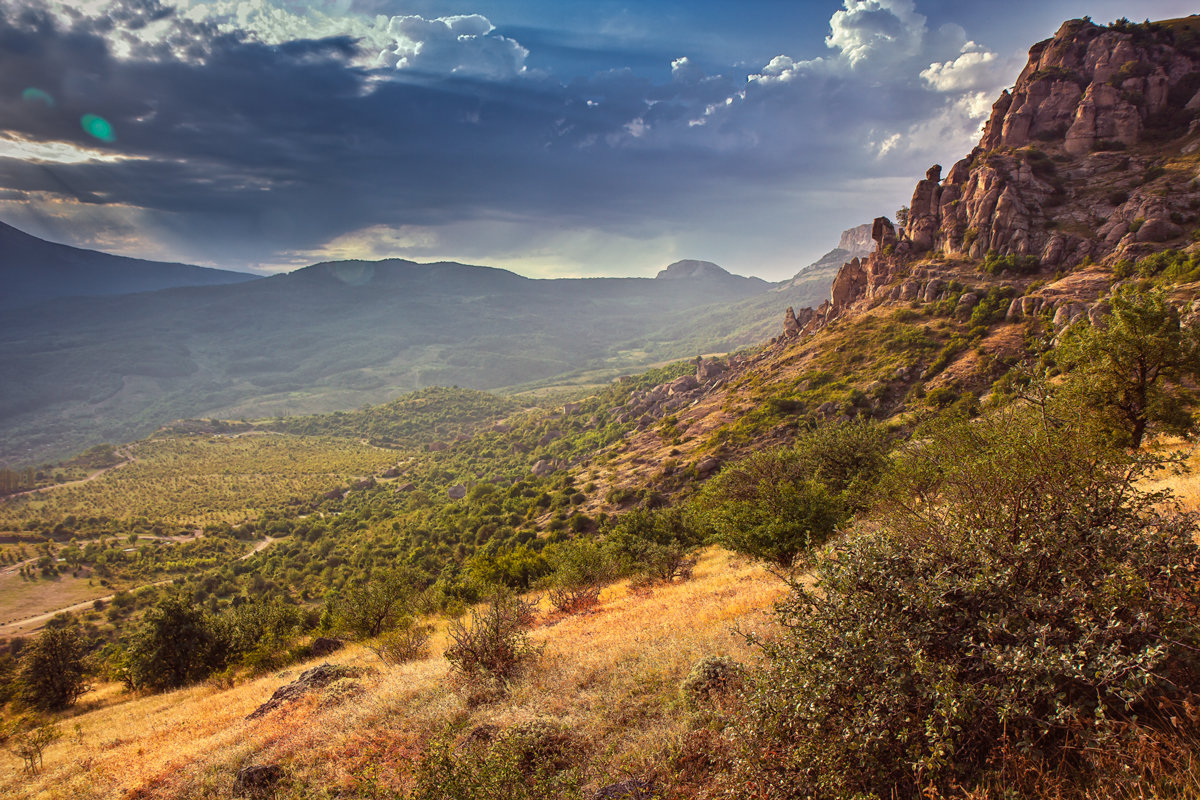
xmin=734 ymin=408 xmax=1200 ymax=799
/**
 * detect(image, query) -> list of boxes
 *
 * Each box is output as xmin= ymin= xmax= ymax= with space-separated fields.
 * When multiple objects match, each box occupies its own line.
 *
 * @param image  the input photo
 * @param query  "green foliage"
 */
xmin=1055 ymin=287 xmax=1200 ymax=447
xmin=981 ymin=250 xmax=1039 ymax=276
xmin=1126 ymin=248 xmax=1200 ymax=284
xmin=16 ymin=627 xmax=89 ymax=711
xmin=967 ymin=286 xmax=1016 ymax=327
xmin=263 ymin=387 xmax=520 ymax=448
xmin=408 ymin=723 xmax=584 ymax=800
xmin=601 ymin=506 xmax=703 ymax=583
xmin=736 ymin=408 xmax=1200 ymax=799
xmin=334 ymin=568 xmax=423 ymax=639
xmin=696 ymin=419 xmax=889 ymax=568
xmin=121 ymin=594 xmax=224 ymax=691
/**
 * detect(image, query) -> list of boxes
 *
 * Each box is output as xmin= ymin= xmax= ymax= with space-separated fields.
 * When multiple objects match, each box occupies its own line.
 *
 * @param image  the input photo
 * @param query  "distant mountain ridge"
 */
xmin=0 ymin=220 xmax=258 ymax=309
xmin=0 ymin=252 xmax=801 ymax=463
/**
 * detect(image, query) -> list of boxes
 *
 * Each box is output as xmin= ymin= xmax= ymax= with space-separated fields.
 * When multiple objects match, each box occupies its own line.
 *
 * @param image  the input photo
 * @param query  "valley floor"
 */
xmin=0 ymin=548 xmax=785 ymax=799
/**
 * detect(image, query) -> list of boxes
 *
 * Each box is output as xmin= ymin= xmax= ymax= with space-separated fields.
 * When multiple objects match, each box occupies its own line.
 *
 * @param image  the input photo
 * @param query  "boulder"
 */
xmin=696 ymin=358 xmax=726 ymax=381
xmin=1135 ymin=217 xmax=1183 ymax=243
xmin=247 ymin=664 xmax=356 ymax=719
xmin=695 ymin=456 xmax=721 ymax=475
xmin=530 ymin=460 xmax=555 ymax=478
xmin=447 ymin=484 xmax=468 ymax=499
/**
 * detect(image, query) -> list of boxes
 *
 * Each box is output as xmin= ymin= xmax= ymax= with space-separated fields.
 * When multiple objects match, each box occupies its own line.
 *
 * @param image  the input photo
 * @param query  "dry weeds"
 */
xmin=0 ymin=548 xmax=784 ymax=799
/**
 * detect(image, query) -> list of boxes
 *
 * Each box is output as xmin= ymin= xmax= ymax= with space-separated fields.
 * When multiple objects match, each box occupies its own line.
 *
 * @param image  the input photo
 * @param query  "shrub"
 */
xmin=680 ymin=655 xmax=743 ymax=712
xmin=335 ymin=568 xmax=422 ymax=638
xmin=981 ymin=250 xmax=1039 ymax=275
xmin=696 ymin=419 xmax=889 ymax=568
xmin=409 ymin=722 xmax=584 ymax=800
xmin=734 ymin=408 xmax=1200 ymax=799
xmin=371 ymin=622 xmax=434 ymax=665
xmin=445 ymin=592 xmax=542 ymax=700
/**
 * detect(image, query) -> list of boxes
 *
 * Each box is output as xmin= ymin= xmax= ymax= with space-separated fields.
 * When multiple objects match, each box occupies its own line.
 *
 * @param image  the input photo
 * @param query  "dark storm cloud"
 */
xmin=0 ymin=0 xmax=1014 ymax=273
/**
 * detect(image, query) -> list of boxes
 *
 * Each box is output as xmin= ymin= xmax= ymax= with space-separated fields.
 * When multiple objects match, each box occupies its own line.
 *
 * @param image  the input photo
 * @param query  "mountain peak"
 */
xmin=654 ymin=260 xmax=734 ymax=280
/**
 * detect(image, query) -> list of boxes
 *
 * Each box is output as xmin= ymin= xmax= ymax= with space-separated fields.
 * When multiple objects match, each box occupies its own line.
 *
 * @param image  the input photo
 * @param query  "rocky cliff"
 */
xmin=903 ymin=17 xmax=1200 ymax=270
xmin=783 ymin=16 xmax=1200 ymax=340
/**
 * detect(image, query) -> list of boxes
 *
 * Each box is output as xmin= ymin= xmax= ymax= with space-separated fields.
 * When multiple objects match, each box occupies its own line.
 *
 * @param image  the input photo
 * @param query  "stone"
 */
xmin=530 ymin=460 xmax=555 ymax=478
xmin=247 ymin=664 xmax=356 ymax=719
xmin=830 ymin=257 xmax=866 ymax=307
xmin=427 ymin=441 xmax=448 ymax=452
xmin=447 ymin=484 xmax=467 ymax=499
xmin=395 ymin=482 xmax=416 ymax=492
xmin=921 ymin=279 xmax=945 ymax=303
xmin=695 ymin=456 xmax=721 ymax=475
xmin=1135 ymin=217 xmax=1183 ymax=243
xmin=696 ymin=358 xmax=726 ymax=380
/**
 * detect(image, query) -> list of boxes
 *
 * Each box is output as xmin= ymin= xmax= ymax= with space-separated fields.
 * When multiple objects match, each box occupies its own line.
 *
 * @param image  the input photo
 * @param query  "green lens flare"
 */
xmin=81 ymin=114 xmax=116 ymax=143
xmin=21 ymin=88 xmax=55 ymax=107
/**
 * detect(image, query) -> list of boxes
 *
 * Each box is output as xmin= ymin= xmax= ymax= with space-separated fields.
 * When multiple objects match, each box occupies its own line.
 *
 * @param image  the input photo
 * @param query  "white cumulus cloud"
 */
xmin=826 ymin=0 xmax=927 ymax=67
xmin=921 ymin=44 xmax=1005 ymax=92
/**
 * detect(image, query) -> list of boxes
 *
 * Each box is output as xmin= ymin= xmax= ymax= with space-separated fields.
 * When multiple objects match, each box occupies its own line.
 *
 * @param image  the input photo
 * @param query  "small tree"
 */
xmin=1 ymin=717 xmax=59 ymax=775
xmin=122 ymin=595 xmax=221 ymax=691
xmin=17 ymin=626 xmax=89 ymax=711
xmin=1055 ymin=286 xmax=1200 ymax=447
xmin=335 ymin=568 xmax=420 ymax=639
xmin=697 ymin=418 xmax=889 ymax=568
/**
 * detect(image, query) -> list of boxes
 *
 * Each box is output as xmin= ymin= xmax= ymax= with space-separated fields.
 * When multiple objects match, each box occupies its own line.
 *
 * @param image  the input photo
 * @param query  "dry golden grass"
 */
xmin=0 ymin=548 xmax=785 ymax=799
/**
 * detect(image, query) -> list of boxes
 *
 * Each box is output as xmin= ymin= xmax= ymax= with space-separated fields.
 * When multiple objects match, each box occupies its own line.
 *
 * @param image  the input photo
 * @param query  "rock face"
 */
xmin=897 ymin=18 xmax=1200 ymax=268
xmin=837 ymin=223 xmax=876 ymax=257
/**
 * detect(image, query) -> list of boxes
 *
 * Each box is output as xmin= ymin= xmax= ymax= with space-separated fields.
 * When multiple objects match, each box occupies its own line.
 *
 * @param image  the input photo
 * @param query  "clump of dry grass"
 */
xmin=0 ymin=548 xmax=785 ymax=799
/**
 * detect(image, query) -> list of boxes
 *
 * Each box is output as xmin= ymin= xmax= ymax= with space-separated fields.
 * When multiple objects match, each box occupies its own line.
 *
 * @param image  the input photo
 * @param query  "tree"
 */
xmin=1055 ymin=286 xmax=1200 ymax=447
xmin=335 ymin=568 xmax=420 ymax=639
xmin=696 ymin=418 xmax=889 ymax=568
xmin=122 ymin=595 xmax=221 ymax=690
xmin=17 ymin=627 xmax=88 ymax=711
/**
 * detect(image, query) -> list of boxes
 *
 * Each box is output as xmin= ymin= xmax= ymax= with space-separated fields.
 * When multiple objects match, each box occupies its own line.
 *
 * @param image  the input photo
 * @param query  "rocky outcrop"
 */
xmin=898 ymin=19 xmax=1200 ymax=267
xmin=247 ymin=664 xmax=358 ymax=719
xmin=776 ymin=18 xmax=1200 ymax=345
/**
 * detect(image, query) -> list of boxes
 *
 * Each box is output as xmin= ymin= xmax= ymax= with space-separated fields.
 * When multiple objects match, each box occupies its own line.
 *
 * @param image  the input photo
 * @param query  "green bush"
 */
xmin=981 ymin=250 xmax=1040 ymax=275
xmin=696 ymin=419 xmax=889 ymax=568
xmin=734 ymin=408 xmax=1200 ymax=799
xmin=409 ymin=722 xmax=584 ymax=800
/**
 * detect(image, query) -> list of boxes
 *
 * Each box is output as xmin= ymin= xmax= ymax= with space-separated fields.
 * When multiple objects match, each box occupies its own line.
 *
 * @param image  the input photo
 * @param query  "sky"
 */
xmin=0 ymin=1 xmax=1196 ymax=281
